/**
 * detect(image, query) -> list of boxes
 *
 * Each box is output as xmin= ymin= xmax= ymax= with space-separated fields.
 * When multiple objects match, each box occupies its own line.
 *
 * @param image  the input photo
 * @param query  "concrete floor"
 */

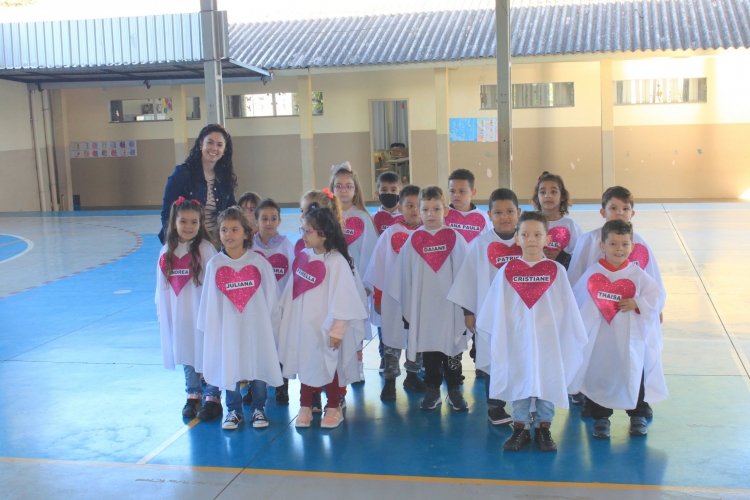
xmin=0 ymin=204 xmax=749 ymax=499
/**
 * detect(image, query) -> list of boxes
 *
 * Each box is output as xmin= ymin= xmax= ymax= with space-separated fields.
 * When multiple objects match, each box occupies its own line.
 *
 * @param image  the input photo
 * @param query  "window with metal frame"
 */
xmin=614 ymin=78 xmax=707 ymax=105
xmin=480 ymin=83 xmax=575 ymax=109
xmin=225 ymin=92 xmax=324 ymax=118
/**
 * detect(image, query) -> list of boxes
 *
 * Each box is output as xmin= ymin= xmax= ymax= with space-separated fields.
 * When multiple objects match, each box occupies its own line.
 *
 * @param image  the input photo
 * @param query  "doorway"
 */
xmin=370 ymin=100 xmax=410 ymax=186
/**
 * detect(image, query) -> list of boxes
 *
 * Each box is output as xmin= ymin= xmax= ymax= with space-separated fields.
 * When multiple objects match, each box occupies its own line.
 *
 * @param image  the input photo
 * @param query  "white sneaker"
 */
xmin=222 ymin=410 xmax=243 ymax=430
xmin=358 ymin=361 xmax=365 ymax=382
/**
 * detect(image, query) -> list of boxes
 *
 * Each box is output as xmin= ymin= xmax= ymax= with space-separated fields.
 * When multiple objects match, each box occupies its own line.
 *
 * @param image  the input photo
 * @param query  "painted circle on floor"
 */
xmin=0 ymin=234 xmax=34 ymax=264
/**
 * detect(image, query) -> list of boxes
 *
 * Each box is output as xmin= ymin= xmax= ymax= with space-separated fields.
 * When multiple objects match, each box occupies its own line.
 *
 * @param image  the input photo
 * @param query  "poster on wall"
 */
xmin=477 ymin=118 xmax=498 ymax=142
xmin=449 ymin=118 xmax=498 ymax=143
xmin=70 ymin=140 xmax=137 ymax=159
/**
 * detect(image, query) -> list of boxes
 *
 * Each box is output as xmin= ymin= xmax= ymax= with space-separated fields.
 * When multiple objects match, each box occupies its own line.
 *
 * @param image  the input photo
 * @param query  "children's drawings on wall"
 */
xmin=449 ymin=118 xmax=498 ymax=143
xmin=70 ymin=141 xmax=137 ymax=159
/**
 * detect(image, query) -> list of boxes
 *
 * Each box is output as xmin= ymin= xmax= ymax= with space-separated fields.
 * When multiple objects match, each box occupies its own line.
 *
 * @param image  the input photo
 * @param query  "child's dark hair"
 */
xmin=217 ymin=206 xmax=254 ymax=249
xmin=165 ymin=199 xmax=213 ymax=286
xmin=602 ymin=186 xmax=634 ymax=208
xmin=254 ymin=198 xmax=281 ymax=220
xmin=601 ymin=219 xmax=634 ymax=242
xmin=238 ymin=191 xmax=262 ymax=208
xmin=489 ymin=188 xmax=519 ymax=208
xmin=516 ymin=211 xmax=549 ymax=233
xmin=532 ymin=171 xmax=571 ymax=215
xmin=419 ymin=185 xmax=447 ymax=205
xmin=377 ymin=171 xmax=400 ymax=189
xmin=448 ymin=168 xmax=476 ymax=189
xmin=303 ymin=203 xmax=355 ymax=273
xmin=302 ymin=189 xmax=344 ymax=228
xmin=399 ymin=184 xmax=421 ymax=204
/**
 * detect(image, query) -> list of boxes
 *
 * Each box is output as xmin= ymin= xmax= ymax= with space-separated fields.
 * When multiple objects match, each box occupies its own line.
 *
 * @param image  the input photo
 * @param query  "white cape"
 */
xmin=387 ymin=226 xmax=469 ymax=361
xmin=445 ymin=206 xmax=491 ymax=245
xmin=363 ymin=222 xmax=418 ymax=349
xmin=548 ymin=215 xmax=583 ymax=254
xmin=254 ymin=236 xmax=296 ymax=295
xmin=476 ymin=258 xmax=587 ymax=409
xmin=447 ymin=230 xmax=520 ymax=369
xmin=343 ymin=206 xmax=377 ymax=337
xmin=278 ymin=248 xmax=369 ymax=387
xmin=570 ymin=261 xmax=668 ymax=409
xmin=155 ymin=240 xmax=217 ymax=371
xmin=197 ymin=250 xmax=283 ymax=391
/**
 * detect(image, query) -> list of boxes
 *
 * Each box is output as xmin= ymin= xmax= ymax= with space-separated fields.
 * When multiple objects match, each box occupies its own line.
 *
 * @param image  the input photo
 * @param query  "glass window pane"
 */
xmin=614 ymin=78 xmax=707 ymax=105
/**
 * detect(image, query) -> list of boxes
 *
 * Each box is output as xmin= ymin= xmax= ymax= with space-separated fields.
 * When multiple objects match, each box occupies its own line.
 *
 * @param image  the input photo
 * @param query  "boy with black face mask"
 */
xmin=373 ymin=171 xmax=403 ymax=235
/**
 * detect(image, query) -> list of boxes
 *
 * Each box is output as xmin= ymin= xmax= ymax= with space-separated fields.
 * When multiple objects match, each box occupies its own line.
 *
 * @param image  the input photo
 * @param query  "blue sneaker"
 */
xmin=420 ymin=386 xmax=442 ymax=410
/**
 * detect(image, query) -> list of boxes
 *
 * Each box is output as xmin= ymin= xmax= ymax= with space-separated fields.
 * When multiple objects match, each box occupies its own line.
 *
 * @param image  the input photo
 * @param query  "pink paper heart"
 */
xmin=292 ymin=252 xmax=326 ymax=299
xmin=587 ymin=273 xmax=636 ymax=324
xmin=504 ymin=259 xmax=558 ymax=308
xmin=487 ymin=242 xmax=522 ymax=269
xmin=445 ymin=210 xmax=486 ymax=243
xmin=255 ymin=251 xmax=289 ymax=281
xmin=629 ymin=243 xmax=650 ymax=269
xmin=159 ymin=253 xmax=193 ymax=296
xmin=412 ymin=229 xmax=456 ymax=273
xmin=344 ymin=217 xmax=365 ymax=245
xmin=294 ymin=238 xmax=305 ymax=256
xmin=391 ymin=232 xmax=409 ymax=254
xmin=215 ymin=265 xmax=262 ymax=313
xmin=374 ymin=211 xmax=401 ymax=235
xmin=546 ymin=226 xmax=571 ymax=251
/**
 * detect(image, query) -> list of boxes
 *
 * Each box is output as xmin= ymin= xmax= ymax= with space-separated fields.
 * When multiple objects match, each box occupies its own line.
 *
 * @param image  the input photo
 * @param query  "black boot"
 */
xmin=535 ymin=422 xmax=557 ymax=452
xmin=403 ymin=372 xmax=427 ymax=392
xmin=503 ymin=423 xmax=531 ymax=451
xmin=196 ymin=401 xmax=222 ymax=421
xmin=380 ymin=378 xmax=397 ymax=401
xmin=275 ymin=379 xmax=289 ymax=405
xmin=182 ymin=398 xmax=202 ymax=418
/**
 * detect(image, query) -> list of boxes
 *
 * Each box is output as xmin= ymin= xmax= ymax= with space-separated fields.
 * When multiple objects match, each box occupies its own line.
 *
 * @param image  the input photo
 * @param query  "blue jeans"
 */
xmin=483 ymin=372 xmax=506 ymax=409
xmin=227 ymin=380 xmax=267 ymax=416
xmin=183 ymin=365 xmax=220 ymax=399
xmin=512 ymin=397 xmax=555 ymax=428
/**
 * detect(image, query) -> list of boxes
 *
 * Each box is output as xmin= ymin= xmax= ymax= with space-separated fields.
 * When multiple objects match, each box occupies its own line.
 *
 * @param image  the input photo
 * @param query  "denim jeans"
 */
xmin=231 ymin=380 xmax=268 ymax=415
xmin=512 ymin=397 xmax=555 ymax=428
xmin=183 ymin=365 xmax=220 ymax=399
xmin=382 ymin=346 xmax=423 ymax=379
xmin=483 ymin=372 xmax=506 ymax=409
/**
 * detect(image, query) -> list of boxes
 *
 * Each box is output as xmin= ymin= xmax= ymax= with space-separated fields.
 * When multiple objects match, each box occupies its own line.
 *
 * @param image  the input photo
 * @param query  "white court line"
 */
xmin=0 ymin=233 xmax=34 ymax=265
xmin=730 ymin=350 xmax=750 ymax=394
xmin=136 ymin=419 xmax=200 ymax=465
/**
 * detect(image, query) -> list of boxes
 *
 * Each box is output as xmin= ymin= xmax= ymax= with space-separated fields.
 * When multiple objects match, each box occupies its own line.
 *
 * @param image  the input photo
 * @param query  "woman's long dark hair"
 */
xmin=303 ymin=203 xmax=355 ymax=273
xmin=184 ymin=124 xmax=238 ymax=189
xmin=165 ymin=199 xmax=213 ymax=286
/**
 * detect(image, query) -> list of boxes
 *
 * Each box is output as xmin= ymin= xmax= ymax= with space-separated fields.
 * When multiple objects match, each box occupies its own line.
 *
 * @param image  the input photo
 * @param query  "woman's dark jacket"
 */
xmin=159 ymin=163 xmax=236 ymax=243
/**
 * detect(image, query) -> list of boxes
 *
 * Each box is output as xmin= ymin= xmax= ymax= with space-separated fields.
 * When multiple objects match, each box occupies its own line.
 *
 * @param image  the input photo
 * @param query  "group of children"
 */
xmin=156 ymin=164 xmax=668 ymax=451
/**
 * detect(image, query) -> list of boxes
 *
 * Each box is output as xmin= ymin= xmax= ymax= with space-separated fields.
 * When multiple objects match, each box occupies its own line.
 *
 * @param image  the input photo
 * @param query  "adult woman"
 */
xmin=159 ymin=124 xmax=237 ymax=243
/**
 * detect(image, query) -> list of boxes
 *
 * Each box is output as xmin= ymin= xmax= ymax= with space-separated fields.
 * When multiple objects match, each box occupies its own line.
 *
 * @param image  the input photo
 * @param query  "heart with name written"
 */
xmin=294 ymin=238 xmax=305 ymax=256
xmin=412 ymin=228 xmax=456 ymax=273
xmin=587 ymin=273 xmax=636 ymax=324
xmin=445 ymin=210 xmax=486 ymax=243
xmin=504 ymin=259 xmax=558 ymax=308
xmin=255 ymin=251 xmax=289 ymax=281
xmin=344 ymin=217 xmax=365 ymax=245
xmin=159 ymin=253 xmax=192 ymax=296
xmin=629 ymin=243 xmax=650 ymax=269
xmin=391 ymin=232 xmax=409 ymax=254
xmin=216 ymin=265 xmax=262 ymax=313
xmin=546 ymin=226 xmax=571 ymax=251
xmin=374 ymin=211 xmax=402 ymax=235
xmin=292 ymin=251 xmax=326 ymax=299
xmin=487 ymin=242 xmax=522 ymax=269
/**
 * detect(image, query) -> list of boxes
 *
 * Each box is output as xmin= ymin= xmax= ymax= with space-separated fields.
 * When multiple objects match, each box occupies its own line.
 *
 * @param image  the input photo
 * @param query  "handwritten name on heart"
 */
xmin=292 ymin=252 xmax=326 ymax=299
xmin=546 ymin=226 xmax=571 ymax=251
xmin=504 ymin=259 xmax=558 ymax=308
xmin=391 ymin=232 xmax=409 ymax=254
xmin=445 ymin=210 xmax=486 ymax=243
xmin=487 ymin=242 xmax=522 ymax=269
xmin=412 ymin=229 xmax=456 ymax=273
xmin=374 ymin=211 xmax=402 ymax=235
xmin=344 ymin=217 xmax=365 ymax=245
xmin=587 ymin=273 xmax=636 ymax=324
xmin=216 ymin=265 xmax=262 ymax=313
xmin=629 ymin=243 xmax=650 ymax=269
xmin=255 ymin=251 xmax=289 ymax=281
xmin=159 ymin=253 xmax=193 ymax=296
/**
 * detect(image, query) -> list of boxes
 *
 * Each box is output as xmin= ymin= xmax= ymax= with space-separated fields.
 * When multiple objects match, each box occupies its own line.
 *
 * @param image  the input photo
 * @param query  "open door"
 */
xmin=371 ymin=100 xmax=410 ymax=186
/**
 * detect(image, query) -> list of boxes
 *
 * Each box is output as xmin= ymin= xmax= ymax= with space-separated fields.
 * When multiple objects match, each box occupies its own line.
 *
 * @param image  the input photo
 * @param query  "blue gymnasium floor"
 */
xmin=1 ymin=205 xmax=750 ymax=499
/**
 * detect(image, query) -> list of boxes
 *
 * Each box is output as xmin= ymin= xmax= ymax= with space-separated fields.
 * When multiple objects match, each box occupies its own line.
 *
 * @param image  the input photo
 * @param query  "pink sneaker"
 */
xmin=321 ymin=407 xmax=344 ymax=428
xmin=295 ymin=407 xmax=313 ymax=428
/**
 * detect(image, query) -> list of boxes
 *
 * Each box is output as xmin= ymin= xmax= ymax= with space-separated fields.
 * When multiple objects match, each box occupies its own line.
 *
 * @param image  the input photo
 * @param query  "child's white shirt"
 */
xmin=570 ymin=261 xmax=668 ymax=409
xmin=342 ymin=206 xmax=378 ymax=279
xmin=278 ymin=248 xmax=369 ymax=387
xmin=197 ymin=249 xmax=283 ymax=390
xmin=387 ymin=226 xmax=469 ymax=361
xmin=476 ymin=257 xmax=587 ymax=409
xmin=155 ymin=240 xmax=217 ymax=371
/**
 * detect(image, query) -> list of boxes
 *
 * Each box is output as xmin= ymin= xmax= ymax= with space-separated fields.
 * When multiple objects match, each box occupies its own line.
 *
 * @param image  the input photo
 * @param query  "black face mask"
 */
xmin=379 ymin=193 xmax=400 ymax=209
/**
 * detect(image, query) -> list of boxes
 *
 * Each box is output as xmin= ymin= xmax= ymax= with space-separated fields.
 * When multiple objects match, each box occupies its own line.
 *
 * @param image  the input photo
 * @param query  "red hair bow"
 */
xmin=174 ymin=196 xmax=201 ymax=207
xmin=322 ymin=188 xmax=334 ymax=199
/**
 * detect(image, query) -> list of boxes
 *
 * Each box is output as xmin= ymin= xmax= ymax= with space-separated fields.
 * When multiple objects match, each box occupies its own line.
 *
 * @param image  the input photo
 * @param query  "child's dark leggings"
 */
xmin=300 ymin=372 xmax=341 ymax=409
xmin=423 ymin=351 xmax=463 ymax=389
xmin=590 ymin=372 xmax=648 ymax=418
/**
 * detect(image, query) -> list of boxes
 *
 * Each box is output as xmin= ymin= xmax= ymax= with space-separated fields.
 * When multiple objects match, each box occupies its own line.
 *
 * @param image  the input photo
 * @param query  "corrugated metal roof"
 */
xmin=229 ymin=0 xmax=750 ymax=70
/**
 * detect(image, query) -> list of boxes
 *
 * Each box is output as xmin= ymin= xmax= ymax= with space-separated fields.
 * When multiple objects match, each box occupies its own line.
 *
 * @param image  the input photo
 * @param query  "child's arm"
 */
xmin=329 ymin=319 xmax=348 ymax=350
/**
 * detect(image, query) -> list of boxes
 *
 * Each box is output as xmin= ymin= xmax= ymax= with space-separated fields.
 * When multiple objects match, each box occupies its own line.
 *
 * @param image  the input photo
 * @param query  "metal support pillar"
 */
xmin=496 ymin=0 xmax=512 ymax=188
xmin=600 ymin=60 xmax=616 ymax=190
xmin=298 ymin=74 xmax=316 ymax=191
xmin=201 ymin=0 xmax=227 ymax=126
xmin=435 ymin=68 xmax=451 ymax=188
